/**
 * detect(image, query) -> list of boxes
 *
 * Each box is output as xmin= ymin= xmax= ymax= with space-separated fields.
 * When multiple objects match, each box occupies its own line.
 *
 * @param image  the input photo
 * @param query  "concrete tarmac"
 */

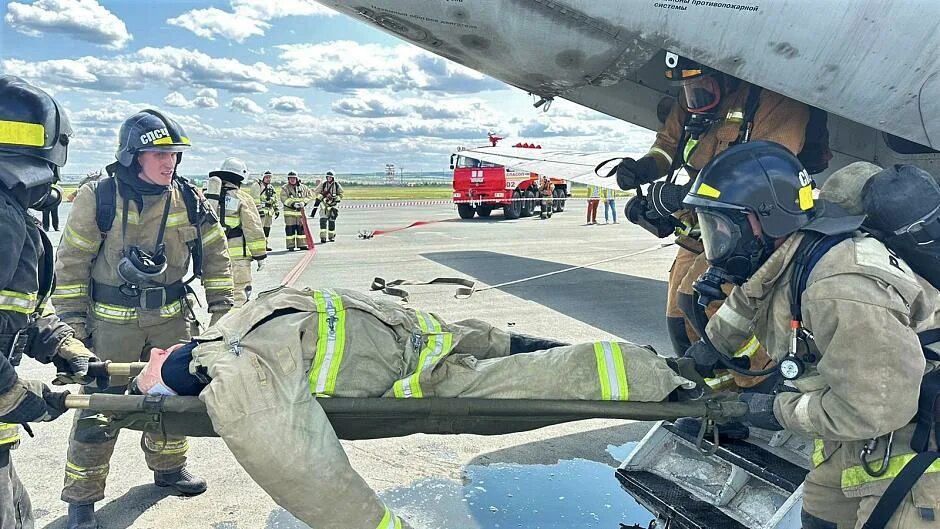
xmin=15 ymin=199 xmax=680 ymax=529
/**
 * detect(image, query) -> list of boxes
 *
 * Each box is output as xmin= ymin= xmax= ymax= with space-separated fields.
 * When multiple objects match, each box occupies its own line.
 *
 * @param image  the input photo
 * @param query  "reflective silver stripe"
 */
xmin=648 ymin=147 xmax=673 ymax=167
xmin=63 ymin=225 xmax=99 ymax=253
xmin=713 ymin=303 xmax=751 ymax=333
xmin=600 ymin=341 xmax=626 ymax=400
xmin=0 ymin=290 xmax=37 ymax=314
xmin=202 ymin=224 xmax=225 ymax=246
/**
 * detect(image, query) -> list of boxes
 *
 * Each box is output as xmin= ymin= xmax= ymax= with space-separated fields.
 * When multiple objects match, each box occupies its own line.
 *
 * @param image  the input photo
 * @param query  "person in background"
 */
xmin=42 ymin=176 xmax=62 ymax=231
xmin=586 ymin=184 xmax=600 ymax=225
xmin=601 ymin=187 xmax=618 ymax=224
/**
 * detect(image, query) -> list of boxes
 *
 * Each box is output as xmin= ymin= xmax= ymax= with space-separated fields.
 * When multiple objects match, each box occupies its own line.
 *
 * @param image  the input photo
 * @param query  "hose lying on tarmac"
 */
xmin=66 ymin=392 xmax=746 ymax=441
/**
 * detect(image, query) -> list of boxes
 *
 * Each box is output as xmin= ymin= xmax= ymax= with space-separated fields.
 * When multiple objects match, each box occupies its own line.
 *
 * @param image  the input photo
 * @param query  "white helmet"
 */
xmin=209 ymin=156 xmax=249 ymax=184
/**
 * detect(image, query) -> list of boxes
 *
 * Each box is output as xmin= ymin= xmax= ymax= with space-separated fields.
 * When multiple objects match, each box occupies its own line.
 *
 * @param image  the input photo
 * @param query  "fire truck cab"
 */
xmin=450 ymin=143 xmax=569 ymax=220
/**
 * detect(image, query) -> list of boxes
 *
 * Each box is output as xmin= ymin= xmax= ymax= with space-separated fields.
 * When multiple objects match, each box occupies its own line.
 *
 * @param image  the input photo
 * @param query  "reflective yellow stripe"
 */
xmin=92 ymin=300 xmax=183 ymax=321
xmin=52 ymin=284 xmax=88 ymax=300
xmin=0 ymin=423 xmax=20 ymax=446
xmin=733 ymin=335 xmax=760 ymax=358
xmin=201 ymin=224 xmax=225 ymax=246
xmin=160 ymin=301 xmax=183 ymax=318
xmin=224 ymin=215 xmax=241 ymax=226
xmin=812 ymin=439 xmax=825 ymax=467
xmin=228 ymin=247 xmax=248 ymax=258
xmin=165 ymin=211 xmax=190 ymax=228
xmin=63 ymin=225 xmax=100 ymax=253
xmin=143 ymin=437 xmax=189 ymax=454
xmin=648 ymin=146 xmax=673 ymax=168
xmin=152 ymin=135 xmax=190 ymax=146
xmin=375 ymin=505 xmax=403 ymax=529
xmin=246 ymin=239 xmax=267 ymax=254
xmin=393 ymin=311 xmax=453 ymax=399
xmin=683 ymin=138 xmax=699 ymax=165
xmin=65 ymin=461 xmax=109 ymax=481
xmin=0 ymin=289 xmax=38 ymax=314
xmin=203 ymin=277 xmax=233 ymax=291
xmin=283 ymin=210 xmax=302 ymax=217
xmin=309 ymin=290 xmax=347 ymax=396
xmin=705 ymin=372 xmax=735 ymax=389
xmin=113 ymin=207 xmax=140 ymax=225
xmin=0 ymin=120 xmax=44 ymax=147
xmin=842 ymin=453 xmax=940 ymax=488
xmin=799 ymin=184 xmax=814 ymax=210
xmin=725 ymin=109 xmax=745 ymax=123
xmin=594 ymin=341 xmax=629 ymax=401
xmin=694 ymin=182 xmax=721 ymax=199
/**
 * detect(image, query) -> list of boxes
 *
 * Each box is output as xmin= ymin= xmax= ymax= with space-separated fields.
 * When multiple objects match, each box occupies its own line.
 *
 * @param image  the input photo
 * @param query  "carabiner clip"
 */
xmin=859 ymin=431 xmax=894 ymax=477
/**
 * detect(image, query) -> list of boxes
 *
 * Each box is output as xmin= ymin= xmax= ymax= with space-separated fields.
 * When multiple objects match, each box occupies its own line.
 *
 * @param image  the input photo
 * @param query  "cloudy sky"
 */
xmin=0 ymin=0 xmax=654 ymax=177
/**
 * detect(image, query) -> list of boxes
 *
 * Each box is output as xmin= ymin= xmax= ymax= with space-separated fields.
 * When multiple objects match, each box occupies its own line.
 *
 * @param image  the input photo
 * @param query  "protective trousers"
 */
xmin=284 ymin=223 xmax=307 ymax=250
xmin=319 ymin=206 xmax=338 ymax=242
xmin=802 ymin=443 xmax=940 ymax=529
xmin=540 ymin=197 xmax=553 ymax=219
xmin=0 ymin=449 xmax=32 ymax=529
xmin=62 ymin=317 xmax=192 ymax=505
xmin=231 ymin=258 xmax=252 ymax=307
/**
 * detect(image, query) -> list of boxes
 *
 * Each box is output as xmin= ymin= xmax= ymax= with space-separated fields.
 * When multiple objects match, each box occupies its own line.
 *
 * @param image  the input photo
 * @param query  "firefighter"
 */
xmin=0 ymin=75 xmax=98 ymax=529
xmin=251 ymin=170 xmax=279 ymax=251
xmin=132 ymin=285 xmax=696 ymax=529
xmin=54 ymin=109 xmax=234 ymax=529
xmin=615 ymin=52 xmax=810 ymax=365
xmin=683 ymin=141 xmax=940 ymax=529
xmin=312 ymin=170 xmax=343 ymax=243
xmin=205 ymin=158 xmax=267 ymax=307
xmin=280 ymin=171 xmax=310 ymax=251
xmin=538 ymin=175 xmax=554 ymax=219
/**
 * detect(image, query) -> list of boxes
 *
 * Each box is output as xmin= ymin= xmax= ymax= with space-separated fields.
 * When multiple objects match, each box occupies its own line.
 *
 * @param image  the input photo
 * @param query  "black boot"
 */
xmin=154 ymin=466 xmax=208 ymax=496
xmin=67 ymin=503 xmax=98 ymax=529
xmin=508 ymin=333 xmax=570 ymax=355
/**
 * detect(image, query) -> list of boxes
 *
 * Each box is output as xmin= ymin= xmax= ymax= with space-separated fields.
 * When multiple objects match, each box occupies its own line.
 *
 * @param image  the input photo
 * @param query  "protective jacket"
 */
xmin=706 ymin=232 xmax=940 ymax=509
xmin=279 ymin=183 xmax=310 ymax=226
xmin=313 ymin=179 xmax=343 ymax=208
xmin=206 ymin=183 xmax=266 ymax=261
xmin=538 ymin=179 xmax=554 ymax=197
xmin=190 ymin=286 xmax=691 ymax=529
xmin=54 ymin=179 xmax=234 ymax=329
xmin=251 ymin=181 xmax=279 ymax=220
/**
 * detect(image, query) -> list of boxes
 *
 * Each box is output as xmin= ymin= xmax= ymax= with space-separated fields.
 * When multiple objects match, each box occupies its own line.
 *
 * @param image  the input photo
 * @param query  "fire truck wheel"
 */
xmin=504 ymin=191 xmax=522 ymax=219
xmin=521 ymin=189 xmax=536 ymax=217
xmin=477 ymin=206 xmax=493 ymax=218
xmin=457 ymin=203 xmax=476 ymax=219
xmin=553 ymin=188 xmax=566 ymax=212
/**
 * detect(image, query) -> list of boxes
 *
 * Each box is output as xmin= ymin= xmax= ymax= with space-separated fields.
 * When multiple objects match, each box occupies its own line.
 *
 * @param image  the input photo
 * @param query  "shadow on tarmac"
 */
xmin=421 ymin=251 xmax=671 ymax=355
xmin=42 ymin=485 xmax=173 ymax=529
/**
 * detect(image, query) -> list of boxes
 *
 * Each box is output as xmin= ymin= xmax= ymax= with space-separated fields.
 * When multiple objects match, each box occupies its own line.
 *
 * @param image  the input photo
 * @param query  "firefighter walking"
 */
xmin=280 ymin=171 xmax=310 ymax=251
xmin=538 ymin=176 xmax=554 ymax=220
xmin=54 ymin=109 xmax=234 ymax=529
xmin=205 ymin=158 xmax=267 ymax=307
xmin=312 ymin=170 xmax=343 ymax=243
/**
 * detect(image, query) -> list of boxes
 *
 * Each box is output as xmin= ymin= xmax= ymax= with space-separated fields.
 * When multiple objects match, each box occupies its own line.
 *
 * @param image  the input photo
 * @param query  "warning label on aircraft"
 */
xmin=654 ymin=0 xmax=759 ymax=12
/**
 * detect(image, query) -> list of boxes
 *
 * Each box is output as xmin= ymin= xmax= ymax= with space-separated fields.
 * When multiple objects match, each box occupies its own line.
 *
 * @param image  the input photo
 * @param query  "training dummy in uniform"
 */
xmin=311 ymin=170 xmax=343 ymax=243
xmin=614 ymin=52 xmax=810 ymax=367
xmin=204 ymin=158 xmax=267 ymax=307
xmin=53 ymin=109 xmax=235 ymax=529
xmin=682 ymin=141 xmax=940 ymax=529
xmin=248 ymin=170 xmax=279 ymax=251
xmin=131 ymin=286 xmax=696 ymax=529
xmin=279 ymin=171 xmax=310 ymax=250
xmin=0 ymin=76 xmax=99 ymax=529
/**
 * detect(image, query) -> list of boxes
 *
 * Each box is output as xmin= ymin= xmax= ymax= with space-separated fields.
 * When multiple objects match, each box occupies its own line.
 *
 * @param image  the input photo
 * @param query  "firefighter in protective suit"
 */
xmin=54 ymin=109 xmax=234 ymax=529
xmin=683 ymin=142 xmax=940 ymax=529
xmin=538 ymin=175 xmax=554 ymax=220
xmin=249 ymin=170 xmax=279 ymax=251
xmin=0 ymin=76 xmax=98 ymax=529
xmin=312 ymin=170 xmax=343 ymax=243
xmin=279 ymin=171 xmax=310 ymax=251
xmin=615 ymin=52 xmax=810 ymax=367
xmin=131 ymin=286 xmax=695 ymax=529
xmin=205 ymin=158 xmax=267 ymax=307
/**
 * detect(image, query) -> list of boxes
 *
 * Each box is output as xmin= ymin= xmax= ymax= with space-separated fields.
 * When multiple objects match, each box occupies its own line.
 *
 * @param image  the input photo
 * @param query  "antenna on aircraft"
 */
xmin=532 ymin=94 xmax=554 ymax=112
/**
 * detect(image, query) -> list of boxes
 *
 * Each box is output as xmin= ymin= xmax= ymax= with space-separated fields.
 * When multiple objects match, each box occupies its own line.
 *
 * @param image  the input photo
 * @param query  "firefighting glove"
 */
xmin=615 ymin=156 xmax=660 ymax=190
xmin=294 ymin=203 xmax=304 ymax=210
xmin=51 ymin=336 xmax=100 ymax=386
xmin=625 ymin=196 xmax=680 ymax=239
xmin=0 ymin=380 xmax=70 ymax=423
xmin=647 ymin=181 xmax=689 ymax=219
xmin=739 ymin=393 xmax=783 ymax=431
xmin=274 ymin=210 xmax=280 ymax=220
xmin=685 ymin=340 xmax=748 ymax=379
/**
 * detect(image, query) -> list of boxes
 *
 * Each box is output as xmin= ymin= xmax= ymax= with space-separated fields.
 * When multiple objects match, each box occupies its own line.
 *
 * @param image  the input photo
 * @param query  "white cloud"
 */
xmin=332 ymin=91 xmax=492 ymax=120
xmin=4 ymin=0 xmax=131 ymax=49
xmin=275 ymin=41 xmax=505 ymax=93
xmin=230 ymin=96 xmax=264 ymax=114
xmin=2 ymin=47 xmax=276 ymax=93
xmin=269 ymin=95 xmax=307 ymax=113
xmin=168 ymin=0 xmax=335 ymax=43
xmin=164 ymin=91 xmax=191 ymax=108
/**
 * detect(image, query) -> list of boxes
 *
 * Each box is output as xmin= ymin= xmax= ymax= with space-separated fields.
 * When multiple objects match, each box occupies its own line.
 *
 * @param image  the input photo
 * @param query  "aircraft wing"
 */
xmin=460 ymin=146 xmax=644 ymax=190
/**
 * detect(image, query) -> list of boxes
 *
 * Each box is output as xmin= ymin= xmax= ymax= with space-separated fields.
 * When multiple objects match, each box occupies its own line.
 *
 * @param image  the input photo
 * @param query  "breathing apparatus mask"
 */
xmin=117 ymin=244 xmax=168 ymax=295
xmin=28 ymin=183 xmax=61 ymax=212
xmin=693 ymin=207 xmax=773 ymax=305
xmin=664 ymin=52 xmax=722 ymax=139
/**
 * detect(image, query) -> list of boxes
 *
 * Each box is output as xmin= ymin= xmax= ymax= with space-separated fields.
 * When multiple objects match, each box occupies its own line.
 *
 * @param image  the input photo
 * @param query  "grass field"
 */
xmin=60 ymin=183 xmax=629 ymax=201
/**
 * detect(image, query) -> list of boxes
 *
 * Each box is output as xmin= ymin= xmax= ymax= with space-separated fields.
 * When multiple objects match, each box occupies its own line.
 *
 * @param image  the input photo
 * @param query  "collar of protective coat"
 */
xmin=739 ymin=231 xmax=806 ymax=299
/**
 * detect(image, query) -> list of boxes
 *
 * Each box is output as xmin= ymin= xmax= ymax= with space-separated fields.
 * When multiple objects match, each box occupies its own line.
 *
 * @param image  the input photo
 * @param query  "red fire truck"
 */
xmin=449 ymin=139 xmax=569 ymax=220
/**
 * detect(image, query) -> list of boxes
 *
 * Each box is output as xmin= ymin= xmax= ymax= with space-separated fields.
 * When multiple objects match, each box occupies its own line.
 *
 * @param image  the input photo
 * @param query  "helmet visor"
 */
xmin=679 ymin=75 xmax=721 ymax=113
xmin=698 ymin=209 xmax=744 ymax=263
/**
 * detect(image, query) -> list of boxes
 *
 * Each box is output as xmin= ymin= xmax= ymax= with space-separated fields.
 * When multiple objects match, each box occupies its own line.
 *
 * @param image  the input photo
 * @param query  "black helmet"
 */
xmin=0 ymin=75 xmax=72 ymax=189
xmin=683 ymin=141 xmax=816 ymax=238
xmin=116 ymin=109 xmax=190 ymax=167
xmin=664 ymin=52 xmax=721 ymax=114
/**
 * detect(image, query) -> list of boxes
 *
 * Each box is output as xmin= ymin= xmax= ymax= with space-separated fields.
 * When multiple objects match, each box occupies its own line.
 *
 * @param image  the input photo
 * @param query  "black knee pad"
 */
xmin=329 ymin=208 xmax=339 ymax=220
xmin=319 ymin=217 xmax=328 ymax=229
xmin=328 ymin=219 xmax=335 ymax=230
xmin=801 ymin=510 xmax=838 ymax=529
